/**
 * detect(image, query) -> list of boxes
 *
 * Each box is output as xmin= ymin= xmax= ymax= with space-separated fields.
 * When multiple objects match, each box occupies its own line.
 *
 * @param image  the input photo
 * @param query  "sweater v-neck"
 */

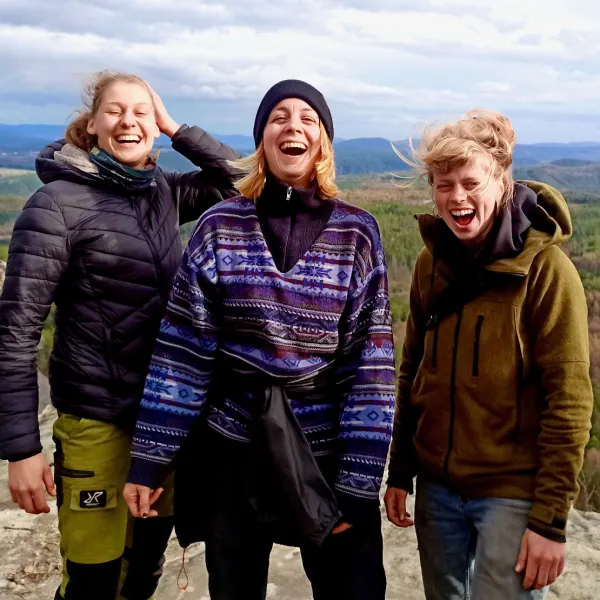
xmin=256 ymin=175 xmax=335 ymax=273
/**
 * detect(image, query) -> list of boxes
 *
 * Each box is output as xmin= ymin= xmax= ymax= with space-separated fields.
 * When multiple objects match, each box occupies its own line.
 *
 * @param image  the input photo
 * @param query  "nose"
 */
xmin=120 ymin=109 xmax=136 ymax=128
xmin=450 ymin=185 xmax=468 ymax=202
xmin=284 ymin=112 xmax=303 ymax=134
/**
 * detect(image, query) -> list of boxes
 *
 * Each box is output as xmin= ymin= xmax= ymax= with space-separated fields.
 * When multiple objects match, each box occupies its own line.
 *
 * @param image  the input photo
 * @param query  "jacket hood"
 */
xmin=36 ymin=139 xmax=104 ymax=187
xmin=416 ymin=180 xmax=572 ymax=276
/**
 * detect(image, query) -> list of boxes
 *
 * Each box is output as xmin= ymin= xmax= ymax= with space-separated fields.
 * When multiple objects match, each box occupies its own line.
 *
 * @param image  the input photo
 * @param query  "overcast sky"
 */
xmin=1 ymin=0 xmax=599 ymax=142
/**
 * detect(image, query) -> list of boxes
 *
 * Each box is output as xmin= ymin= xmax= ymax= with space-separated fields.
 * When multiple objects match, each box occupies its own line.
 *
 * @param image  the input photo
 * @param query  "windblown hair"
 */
xmin=229 ymin=122 xmax=339 ymax=200
xmin=65 ymin=71 xmax=149 ymax=152
xmin=394 ymin=109 xmax=517 ymax=206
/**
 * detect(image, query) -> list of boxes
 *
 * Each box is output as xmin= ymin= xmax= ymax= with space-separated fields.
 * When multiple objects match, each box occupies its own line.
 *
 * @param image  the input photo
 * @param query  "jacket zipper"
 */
xmin=472 ymin=315 xmax=484 ymax=377
xmin=281 ymin=186 xmax=294 ymax=271
xmin=432 ymin=321 xmax=440 ymax=369
xmin=133 ymin=198 xmax=168 ymax=304
xmin=443 ymin=308 xmax=463 ymax=483
xmin=515 ymin=346 xmax=524 ymax=441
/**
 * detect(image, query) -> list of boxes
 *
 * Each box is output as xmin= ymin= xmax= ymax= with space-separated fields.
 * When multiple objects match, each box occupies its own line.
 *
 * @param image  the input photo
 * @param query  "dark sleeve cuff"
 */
xmin=170 ymin=123 xmax=190 ymax=144
xmin=335 ymin=491 xmax=381 ymax=527
xmin=527 ymin=520 xmax=567 ymax=543
xmin=127 ymin=457 xmax=170 ymax=490
xmin=386 ymin=471 xmax=415 ymax=494
xmin=7 ymin=446 xmax=44 ymax=463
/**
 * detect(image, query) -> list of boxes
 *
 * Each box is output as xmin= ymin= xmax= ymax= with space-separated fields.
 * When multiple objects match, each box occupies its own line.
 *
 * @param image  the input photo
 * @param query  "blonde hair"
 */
xmin=65 ymin=71 xmax=151 ymax=152
xmin=230 ymin=122 xmax=339 ymax=200
xmin=395 ymin=109 xmax=516 ymax=206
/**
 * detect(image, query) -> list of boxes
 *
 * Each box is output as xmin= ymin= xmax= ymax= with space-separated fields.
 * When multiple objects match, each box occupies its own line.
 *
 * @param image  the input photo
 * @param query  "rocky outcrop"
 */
xmin=0 ymin=259 xmax=5 ymax=290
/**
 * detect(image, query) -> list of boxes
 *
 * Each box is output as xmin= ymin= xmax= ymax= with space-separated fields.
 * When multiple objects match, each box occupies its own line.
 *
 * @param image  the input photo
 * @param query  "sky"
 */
xmin=1 ymin=0 xmax=600 ymax=143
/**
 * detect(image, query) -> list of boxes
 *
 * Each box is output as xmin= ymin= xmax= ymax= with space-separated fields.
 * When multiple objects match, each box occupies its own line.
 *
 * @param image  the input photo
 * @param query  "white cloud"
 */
xmin=0 ymin=0 xmax=599 ymax=141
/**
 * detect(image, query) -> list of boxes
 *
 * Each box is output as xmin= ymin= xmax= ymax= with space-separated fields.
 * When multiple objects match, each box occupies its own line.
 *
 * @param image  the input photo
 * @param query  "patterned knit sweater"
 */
xmin=128 ymin=194 xmax=396 ymax=518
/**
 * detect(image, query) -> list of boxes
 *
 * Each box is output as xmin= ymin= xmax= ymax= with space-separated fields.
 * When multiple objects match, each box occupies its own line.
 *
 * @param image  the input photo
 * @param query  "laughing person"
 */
xmin=0 ymin=71 xmax=240 ymax=600
xmin=384 ymin=110 xmax=593 ymax=600
xmin=124 ymin=80 xmax=396 ymax=600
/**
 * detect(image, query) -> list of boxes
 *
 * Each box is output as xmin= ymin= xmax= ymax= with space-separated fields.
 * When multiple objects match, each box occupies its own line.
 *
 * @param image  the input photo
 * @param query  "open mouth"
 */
xmin=279 ymin=141 xmax=307 ymax=156
xmin=450 ymin=208 xmax=476 ymax=227
xmin=116 ymin=134 xmax=142 ymax=146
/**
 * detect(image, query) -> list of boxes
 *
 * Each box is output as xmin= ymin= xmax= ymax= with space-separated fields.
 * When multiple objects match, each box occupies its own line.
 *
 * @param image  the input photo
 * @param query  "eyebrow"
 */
xmin=271 ymin=107 xmax=318 ymax=116
xmin=104 ymin=101 xmax=151 ymax=108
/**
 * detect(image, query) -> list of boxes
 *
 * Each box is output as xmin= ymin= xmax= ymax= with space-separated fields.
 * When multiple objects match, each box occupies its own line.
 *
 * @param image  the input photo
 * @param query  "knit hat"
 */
xmin=253 ymin=79 xmax=334 ymax=147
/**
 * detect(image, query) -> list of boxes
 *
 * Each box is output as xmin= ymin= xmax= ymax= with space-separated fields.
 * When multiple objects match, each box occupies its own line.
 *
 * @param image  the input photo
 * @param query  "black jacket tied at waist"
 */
xmin=174 ymin=370 xmax=343 ymax=548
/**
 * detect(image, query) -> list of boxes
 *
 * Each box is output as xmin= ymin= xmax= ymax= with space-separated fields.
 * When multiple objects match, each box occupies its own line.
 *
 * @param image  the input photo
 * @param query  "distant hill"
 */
xmin=3 ymin=124 xmax=600 ymax=179
xmin=515 ymin=161 xmax=600 ymax=191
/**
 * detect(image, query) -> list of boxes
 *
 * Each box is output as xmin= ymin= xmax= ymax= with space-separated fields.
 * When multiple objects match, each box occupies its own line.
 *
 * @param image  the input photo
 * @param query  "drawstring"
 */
xmin=177 ymin=547 xmax=189 ymax=591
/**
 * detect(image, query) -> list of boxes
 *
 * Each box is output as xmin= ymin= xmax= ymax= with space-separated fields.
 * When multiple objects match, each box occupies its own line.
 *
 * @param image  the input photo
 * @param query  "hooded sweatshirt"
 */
xmin=387 ymin=181 xmax=593 ymax=542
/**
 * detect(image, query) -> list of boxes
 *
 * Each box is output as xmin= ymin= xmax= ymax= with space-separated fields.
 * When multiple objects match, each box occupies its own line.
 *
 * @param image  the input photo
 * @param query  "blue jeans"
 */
xmin=415 ymin=479 xmax=549 ymax=600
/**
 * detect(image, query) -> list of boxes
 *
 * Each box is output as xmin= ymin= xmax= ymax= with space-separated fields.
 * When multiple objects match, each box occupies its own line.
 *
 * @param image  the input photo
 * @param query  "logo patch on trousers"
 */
xmin=80 ymin=490 xmax=107 ymax=508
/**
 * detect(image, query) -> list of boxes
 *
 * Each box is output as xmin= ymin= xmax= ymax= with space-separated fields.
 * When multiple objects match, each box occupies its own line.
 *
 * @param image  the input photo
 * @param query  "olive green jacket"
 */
xmin=388 ymin=181 xmax=593 ymax=542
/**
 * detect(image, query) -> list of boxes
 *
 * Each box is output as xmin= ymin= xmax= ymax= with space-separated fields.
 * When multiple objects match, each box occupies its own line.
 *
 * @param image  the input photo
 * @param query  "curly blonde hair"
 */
xmin=65 ymin=71 xmax=151 ymax=152
xmin=395 ymin=109 xmax=517 ymax=206
xmin=229 ymin=122 xmax=339 ymax=200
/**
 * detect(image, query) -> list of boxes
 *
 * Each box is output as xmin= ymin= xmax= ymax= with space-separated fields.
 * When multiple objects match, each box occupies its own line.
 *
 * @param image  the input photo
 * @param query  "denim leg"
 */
xmin=415 ymin=479 xmax=474 ymax=600
xmin=467 ymin=497 xmax=548 ymax=600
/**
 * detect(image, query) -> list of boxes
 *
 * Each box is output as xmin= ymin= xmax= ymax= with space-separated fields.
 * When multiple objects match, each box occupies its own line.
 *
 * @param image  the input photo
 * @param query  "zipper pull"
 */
xmin=286 ymin=186 xmax=292 ymax=201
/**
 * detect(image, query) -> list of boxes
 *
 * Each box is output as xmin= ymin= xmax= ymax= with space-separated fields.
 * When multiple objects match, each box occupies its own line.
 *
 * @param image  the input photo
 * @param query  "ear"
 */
xmin=153 ymin=122 xmax=160 ymax=139
xmin=87 ymin=118 xmax=97 ymax=136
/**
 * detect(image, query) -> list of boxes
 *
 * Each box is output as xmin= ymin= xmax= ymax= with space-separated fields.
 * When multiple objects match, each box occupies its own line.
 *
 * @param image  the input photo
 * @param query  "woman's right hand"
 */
xmin=9 ymin=453 xmax=56 ymax=514
xmin=123 ymin=483 xmax=164 ymax=518
xmin=145 ymin=83 xmax=180 ymax=139
xmin=384 ymin=487 xmax=414 ymax=528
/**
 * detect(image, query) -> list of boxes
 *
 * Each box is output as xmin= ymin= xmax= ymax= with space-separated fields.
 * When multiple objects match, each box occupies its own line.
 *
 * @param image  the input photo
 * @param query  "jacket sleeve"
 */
xmin=386 ymin=250 xmax=427 ymax=494
xmin=163 ymin=125 xmax=242 ymax=225
xmin=334 ymin=228 xmax=396 ymax=524
xmin=127 ymin=223 xmax=219 ymax=488
xmin=0 ymin=191 xmax=70 ymax=461
xmin=525 ymin=246 xmax=593 ymax=543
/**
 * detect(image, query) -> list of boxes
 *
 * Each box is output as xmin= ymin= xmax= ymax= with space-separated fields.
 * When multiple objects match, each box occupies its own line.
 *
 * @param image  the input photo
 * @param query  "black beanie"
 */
xmin=253 ymin=79 xmax=334 ymax=147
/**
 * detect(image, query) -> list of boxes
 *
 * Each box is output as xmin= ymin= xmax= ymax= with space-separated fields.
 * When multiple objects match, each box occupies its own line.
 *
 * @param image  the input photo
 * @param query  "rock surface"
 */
xmin=1 ymin=380 xmax=600 ymax=599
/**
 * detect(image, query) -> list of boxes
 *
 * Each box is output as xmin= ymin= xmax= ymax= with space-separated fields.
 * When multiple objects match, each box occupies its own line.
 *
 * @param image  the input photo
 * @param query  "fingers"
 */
xmin=42 ymin=464 xmax=56 ymax=497
xmin=522 ymin=553 xmax=539 ymax=590
xmin=332 ymin=522 xmax=353 ymax=535
xmin=515 ymin=534 xmax=528 ymax=574
xmin=534 ymin=560 xmax=550 ymax=590
xmin=558 ymin=556 xmax=565 ymax=579
xmin=123 ymin=484 xmax=142 ymax=518
xmin=20 ymin=492 xmax=36 ymax=515
xmin=546 ymin=560 xmax=559 ymax=589
xmin=149 ymin=487 xmax=164 ymax=505
xmin=384 ymin=489 xmax=414 ymax=528
xmin=384 ymin=489 xmax=400 ymax=526
xmin=139 ymin=486 xmax=152 ymax=518
xmin=31 ymin=486 xmax=51 ymax=514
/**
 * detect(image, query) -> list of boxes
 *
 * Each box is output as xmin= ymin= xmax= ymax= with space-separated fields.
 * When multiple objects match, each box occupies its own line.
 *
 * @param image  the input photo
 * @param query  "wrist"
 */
xmin=162 ymin=119 xmax=180 ymax=138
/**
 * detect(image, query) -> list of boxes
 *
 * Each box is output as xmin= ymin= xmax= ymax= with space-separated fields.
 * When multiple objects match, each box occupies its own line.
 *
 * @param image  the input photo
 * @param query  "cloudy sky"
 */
xmin=1 ymin=0 xmax=599 ymax=142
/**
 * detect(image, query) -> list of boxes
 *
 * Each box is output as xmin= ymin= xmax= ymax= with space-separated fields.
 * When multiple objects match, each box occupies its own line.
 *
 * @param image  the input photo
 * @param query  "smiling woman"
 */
xmin=386 ymin=109 xmax=594 ymax=600
xmin=124 ymin=79 xmax=395 ymax=600
xmin=0 ymin=69 xmax=241 ymax=600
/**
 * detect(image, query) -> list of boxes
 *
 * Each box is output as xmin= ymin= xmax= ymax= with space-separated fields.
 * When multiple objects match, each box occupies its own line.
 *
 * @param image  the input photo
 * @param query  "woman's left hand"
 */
xmin=146 ymin=83 xmax=180 ymax=138
xmin=516 ymin=528 xmax=565 ymax=590
xmin=331 ymin=521 xmax=353 ymax=534
xmin=123 ymin=482 xmax=164 ymax=518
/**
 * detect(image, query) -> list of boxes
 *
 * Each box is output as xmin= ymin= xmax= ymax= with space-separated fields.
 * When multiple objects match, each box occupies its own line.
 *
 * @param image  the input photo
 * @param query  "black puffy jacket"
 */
xmin=0 ymin=126 xmax=240 ymax=461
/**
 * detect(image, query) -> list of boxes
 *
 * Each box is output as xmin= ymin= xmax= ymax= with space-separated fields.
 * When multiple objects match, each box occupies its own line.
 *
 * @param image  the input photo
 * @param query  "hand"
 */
xmin=384 ymin=487 xmax=414 ymax=527
xmin=145 ymin=83 xmax=180 ymax=138
xmin=331 ymin=521 xmax=353 ymax=535
xmin=9 ymin=453 xmax=56 ymax=514
xmin=123 ymin=483 xmax=164 ymax=518
xmin=516 ymin=528 xmax=565 ymax=590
